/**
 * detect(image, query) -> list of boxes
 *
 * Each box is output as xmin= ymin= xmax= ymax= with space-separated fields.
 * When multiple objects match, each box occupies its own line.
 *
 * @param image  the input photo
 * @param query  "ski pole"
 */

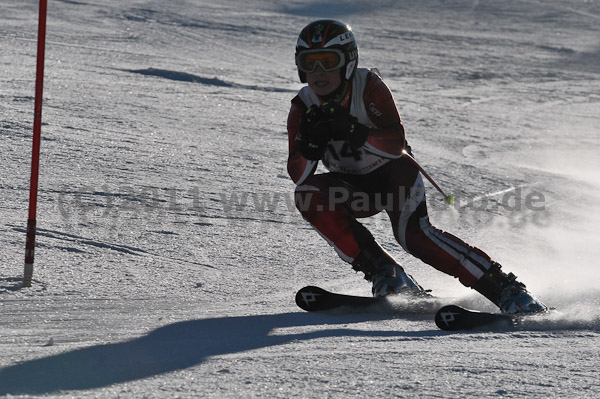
xmin=402 ymin=149 xmax=454 ymax=204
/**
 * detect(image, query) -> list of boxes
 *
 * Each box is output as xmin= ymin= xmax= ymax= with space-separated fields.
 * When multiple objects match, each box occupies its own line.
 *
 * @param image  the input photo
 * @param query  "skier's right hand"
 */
xmin=299 ymin=105 xmax=331 ymax=160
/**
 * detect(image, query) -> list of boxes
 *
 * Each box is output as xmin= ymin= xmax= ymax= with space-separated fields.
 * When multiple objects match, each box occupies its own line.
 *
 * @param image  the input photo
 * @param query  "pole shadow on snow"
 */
xmin=0 ymin=312 xmax=442 ymax=395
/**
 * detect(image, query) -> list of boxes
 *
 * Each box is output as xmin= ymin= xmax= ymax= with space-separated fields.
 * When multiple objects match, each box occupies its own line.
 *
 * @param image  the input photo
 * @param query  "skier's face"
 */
xmin=306 ymin=66 xmax=342 ymax=97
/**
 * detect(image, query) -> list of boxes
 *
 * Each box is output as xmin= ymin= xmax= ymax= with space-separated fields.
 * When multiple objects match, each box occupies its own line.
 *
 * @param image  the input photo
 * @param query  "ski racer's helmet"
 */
xmin=295 ymin=20 xmax=358 ymax=83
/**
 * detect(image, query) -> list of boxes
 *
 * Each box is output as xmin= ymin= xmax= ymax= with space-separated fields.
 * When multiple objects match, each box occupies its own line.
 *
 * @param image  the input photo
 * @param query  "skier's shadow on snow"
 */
xmin=0 ymin=312 xmax=440 ymax=395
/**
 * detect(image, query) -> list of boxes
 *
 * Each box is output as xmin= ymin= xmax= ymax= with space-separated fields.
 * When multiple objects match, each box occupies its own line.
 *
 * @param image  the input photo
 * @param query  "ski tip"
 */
xmin=435 ymin=304 xmax=516 ymax=331
xmin=295 ymin=286 xmax=330 ymax=311
xmin=435 ymin=305 xmax=467 ymax=331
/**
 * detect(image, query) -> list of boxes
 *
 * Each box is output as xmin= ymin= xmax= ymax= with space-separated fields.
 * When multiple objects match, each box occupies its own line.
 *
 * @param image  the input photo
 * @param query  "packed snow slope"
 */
xmin=1 ymin=0 xmax=599 ymax=398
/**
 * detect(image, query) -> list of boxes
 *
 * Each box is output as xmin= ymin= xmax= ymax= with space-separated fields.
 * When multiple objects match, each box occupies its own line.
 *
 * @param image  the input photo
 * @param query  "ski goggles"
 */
xmin=296 ymin=49 xmax=345 ymax=73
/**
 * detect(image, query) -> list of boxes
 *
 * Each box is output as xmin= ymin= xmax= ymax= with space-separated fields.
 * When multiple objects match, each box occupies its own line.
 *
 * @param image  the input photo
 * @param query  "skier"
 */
xmin=287 ymin=19 xmax=547 ymax=315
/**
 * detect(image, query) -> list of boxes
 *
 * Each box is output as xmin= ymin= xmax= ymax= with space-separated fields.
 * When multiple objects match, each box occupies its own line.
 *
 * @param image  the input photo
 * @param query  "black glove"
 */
xmin=299 ymin=105 xmax=331 ymax=160
xmin=321 ymin=102 xmax=369 ymax=149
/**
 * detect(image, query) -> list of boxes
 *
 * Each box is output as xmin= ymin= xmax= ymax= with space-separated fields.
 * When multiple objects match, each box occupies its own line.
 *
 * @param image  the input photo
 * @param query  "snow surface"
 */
xmin=1 ymin=0 xmax=600 ymax=397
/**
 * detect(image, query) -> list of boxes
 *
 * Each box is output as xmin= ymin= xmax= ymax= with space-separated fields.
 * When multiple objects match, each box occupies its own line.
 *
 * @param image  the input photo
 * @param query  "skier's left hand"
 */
xmin=321 ymin=102 xmax=369 ymax=149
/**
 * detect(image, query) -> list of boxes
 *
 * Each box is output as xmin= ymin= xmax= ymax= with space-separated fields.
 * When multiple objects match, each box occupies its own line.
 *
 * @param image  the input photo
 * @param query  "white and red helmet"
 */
xmin=295 ymin=20 xmax=359 ymax=83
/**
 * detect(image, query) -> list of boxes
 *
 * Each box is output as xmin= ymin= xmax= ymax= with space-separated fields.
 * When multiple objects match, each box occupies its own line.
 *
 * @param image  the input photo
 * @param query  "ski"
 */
xmin=295 ymin=285 xmax=441 ymax=314
xmin=297 ymin=289 xmax=552 ymax=331
xmin=295 ymin=285 xmax=384 ymax=312
xmin=434 ymin=304 xmax=517 ymax=331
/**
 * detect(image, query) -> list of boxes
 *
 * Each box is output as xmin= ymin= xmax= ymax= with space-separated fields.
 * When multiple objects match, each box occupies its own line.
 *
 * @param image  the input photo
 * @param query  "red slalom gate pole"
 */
xmin=24 ymin=0 xmax=48 ymax=287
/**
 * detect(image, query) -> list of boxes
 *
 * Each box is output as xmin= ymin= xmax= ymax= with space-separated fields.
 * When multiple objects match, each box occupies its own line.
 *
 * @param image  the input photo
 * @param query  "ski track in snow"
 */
xmin=1 ymin=0 xmax=600 ymax=398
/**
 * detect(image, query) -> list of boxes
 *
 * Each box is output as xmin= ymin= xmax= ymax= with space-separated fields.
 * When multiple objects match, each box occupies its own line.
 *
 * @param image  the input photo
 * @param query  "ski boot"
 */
xmin=371 ymin=263 xmax=425 ymax=297
xmin=351 ymin=241 xmax=426 ymax=298
xmin=472 ymin=263 xmax=548 ymax=315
